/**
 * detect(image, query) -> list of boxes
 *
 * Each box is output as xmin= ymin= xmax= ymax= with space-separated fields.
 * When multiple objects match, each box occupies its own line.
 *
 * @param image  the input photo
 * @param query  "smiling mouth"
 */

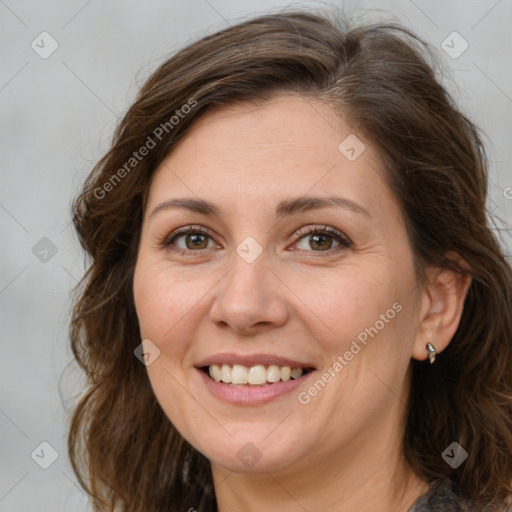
xmin=202 ymin=364 xmax=315 ymax=386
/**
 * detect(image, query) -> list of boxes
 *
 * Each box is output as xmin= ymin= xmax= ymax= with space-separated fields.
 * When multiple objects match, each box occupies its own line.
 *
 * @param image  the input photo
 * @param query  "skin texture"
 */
xmin=133 ymin=93 xmax=471 ymax=511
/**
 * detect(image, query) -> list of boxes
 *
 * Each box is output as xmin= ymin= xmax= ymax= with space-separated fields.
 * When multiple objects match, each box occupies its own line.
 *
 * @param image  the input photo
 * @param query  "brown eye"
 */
xmin=183 ymin=233 xmax=209 ymax=250
xmin=164 ymin=226 xmax=217 ymax=251
xmin=293 ymin=226 xmax=351 ymax=253
xmin=308 ymin=233 xmax=334 ymax=251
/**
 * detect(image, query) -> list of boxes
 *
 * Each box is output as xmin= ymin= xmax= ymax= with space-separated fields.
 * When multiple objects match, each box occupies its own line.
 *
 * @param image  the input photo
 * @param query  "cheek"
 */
xmin=295 ymin=259 xmax=417 ymax=408
xmin=299 ymin=267 xmax=414 ymax=439
xmin=296 ymin=264 xmax=402 ymax=351
xmin=133 ymin=260 xmax=200 ymax=356
xmin=133 ymin=261 xmax=207 ymax=441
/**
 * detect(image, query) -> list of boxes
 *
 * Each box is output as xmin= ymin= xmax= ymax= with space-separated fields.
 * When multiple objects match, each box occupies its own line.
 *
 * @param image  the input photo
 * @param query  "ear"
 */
xmin=412 ymin=252 xmax=472 ymax=362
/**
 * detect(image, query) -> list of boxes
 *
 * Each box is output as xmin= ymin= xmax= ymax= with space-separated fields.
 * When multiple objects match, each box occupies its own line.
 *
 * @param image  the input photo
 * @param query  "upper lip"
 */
xmin=195 ymin=353 xmax=316 ymax=369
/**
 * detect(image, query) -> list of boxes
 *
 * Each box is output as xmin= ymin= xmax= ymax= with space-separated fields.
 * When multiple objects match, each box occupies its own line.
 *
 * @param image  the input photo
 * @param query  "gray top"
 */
xmin=407 ymin=479 xmax=479 ymax=512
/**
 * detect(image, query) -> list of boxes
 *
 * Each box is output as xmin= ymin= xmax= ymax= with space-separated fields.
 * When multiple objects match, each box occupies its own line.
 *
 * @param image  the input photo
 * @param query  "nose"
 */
xmin=209 ymin=253 xmax=289 ymax=336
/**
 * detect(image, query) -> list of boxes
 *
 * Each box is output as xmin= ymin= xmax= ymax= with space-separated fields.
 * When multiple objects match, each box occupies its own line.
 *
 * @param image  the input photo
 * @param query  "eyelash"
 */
xmin=161 ymin=224 xmax=352 ymax=254
xmin=293 ymin=225 xmax=351 ymax=251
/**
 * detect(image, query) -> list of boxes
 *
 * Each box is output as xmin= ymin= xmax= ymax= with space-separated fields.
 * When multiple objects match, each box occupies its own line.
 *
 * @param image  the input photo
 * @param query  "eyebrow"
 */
xmin=150 ymin=195 xmax=371 ymax=219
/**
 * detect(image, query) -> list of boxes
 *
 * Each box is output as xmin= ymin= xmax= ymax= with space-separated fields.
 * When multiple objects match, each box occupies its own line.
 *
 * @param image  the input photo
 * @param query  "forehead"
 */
xmin=168 ymin=94 xmax=351 ymax=165
xmin=146 ymin=93 xmax=391 ymax=220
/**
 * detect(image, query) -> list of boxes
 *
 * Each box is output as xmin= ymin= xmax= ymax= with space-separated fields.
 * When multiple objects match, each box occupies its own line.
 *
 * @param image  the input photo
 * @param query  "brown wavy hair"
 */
xmin=68 ymin=9 xmax=512 ymax=511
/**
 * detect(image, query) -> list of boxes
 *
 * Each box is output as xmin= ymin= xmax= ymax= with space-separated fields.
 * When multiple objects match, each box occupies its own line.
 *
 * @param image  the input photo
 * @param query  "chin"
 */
xmin=191 ymin=427 xmax=307 ymax=474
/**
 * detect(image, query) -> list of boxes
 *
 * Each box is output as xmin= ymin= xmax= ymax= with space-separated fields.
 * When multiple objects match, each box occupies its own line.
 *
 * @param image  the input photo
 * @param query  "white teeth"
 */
xmin=280 ymin=366 xmax=291 ymax=381
xmin=209 ymin=364 xmax=222 ymax=382
xmin=231 ymin=364 xmax=248 ymax=385
xmin=248 ymin=365 xmax=267 ymax=385
xmin=267 ymin=365 xmax=281 ymax=383
xmin=221 ymin=364 xmax=231 ymax=383
xmin=207 ymin=363 xmax=306 ymax=385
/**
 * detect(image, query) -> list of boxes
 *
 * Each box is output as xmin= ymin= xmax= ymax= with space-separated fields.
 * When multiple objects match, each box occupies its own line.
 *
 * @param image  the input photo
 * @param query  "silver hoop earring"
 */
xmin=426 ymin=342 xmax=437 ymax=364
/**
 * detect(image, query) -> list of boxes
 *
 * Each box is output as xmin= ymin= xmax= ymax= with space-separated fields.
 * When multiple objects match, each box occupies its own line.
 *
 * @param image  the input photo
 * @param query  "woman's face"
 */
xmin=133 ymin=93 xmax=424 ymax=475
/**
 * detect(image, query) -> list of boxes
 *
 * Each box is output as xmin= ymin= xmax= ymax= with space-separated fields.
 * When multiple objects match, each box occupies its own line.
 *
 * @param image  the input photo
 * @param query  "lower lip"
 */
xmin=197 ymin=369 xmax=314 ymax=405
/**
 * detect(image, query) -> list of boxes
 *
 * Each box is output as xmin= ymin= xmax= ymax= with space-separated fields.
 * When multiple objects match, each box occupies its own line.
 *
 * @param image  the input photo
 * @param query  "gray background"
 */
xmin=1 ymin=1 xmax=511 ymax=510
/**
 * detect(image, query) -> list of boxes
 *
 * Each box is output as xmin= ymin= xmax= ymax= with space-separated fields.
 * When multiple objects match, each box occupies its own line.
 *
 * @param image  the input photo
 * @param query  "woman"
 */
xmin=68 ymin=9 xmax=512 ymax=512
